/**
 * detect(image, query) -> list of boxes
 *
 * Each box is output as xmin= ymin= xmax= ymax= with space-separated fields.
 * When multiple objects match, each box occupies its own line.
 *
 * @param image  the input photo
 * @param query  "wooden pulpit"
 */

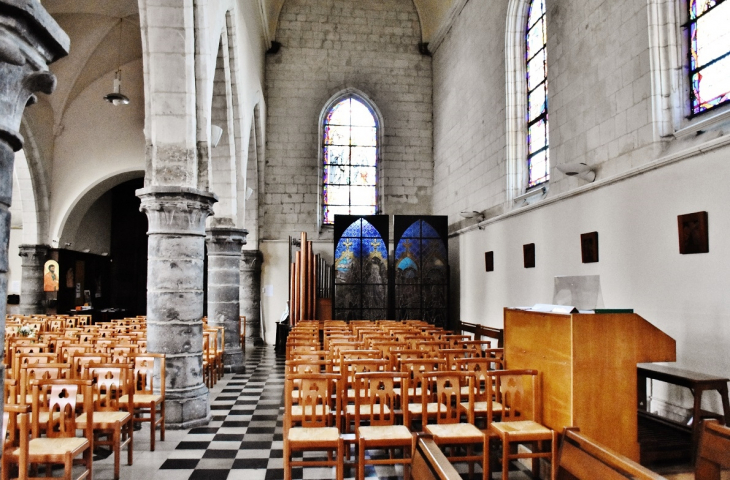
xmin=504 ymin=308 xmax=676 ymax=461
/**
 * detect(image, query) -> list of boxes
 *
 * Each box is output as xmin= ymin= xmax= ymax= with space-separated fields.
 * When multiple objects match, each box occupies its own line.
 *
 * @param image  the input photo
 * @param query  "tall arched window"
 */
xmin=688 ymin=0 xmax=730 ymax=116
xmin=322 ymin=97 xmax=378 ymax=225
xmin=526 ymin=0 xmax=549 ymax=188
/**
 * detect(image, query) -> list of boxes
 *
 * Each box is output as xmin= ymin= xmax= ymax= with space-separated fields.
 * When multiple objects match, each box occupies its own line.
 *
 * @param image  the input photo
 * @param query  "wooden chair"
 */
xmin=488 ymin=369 xmax=558 ymax=480
xmin=696 ymin=419 xmax=730 ymax=480
xmin=456 ymin=357 xmax=504 ymax=429
xmin=27 ymin=379 xmax=94 ymax=480
xmin=341 ymin=358 xmax=389 ymax=430
xmin=78 ymin=362 xmax=134 ymax=480
xmin=203 ymin=330 xmax=216 ymax=388
xmin=122 ymin=353 xmax=166 ymax=451
xmin=12 ymin=352 xmax=57 ymax=382
xmin=1 ymin=403 xmax=31 ymax=480
xmin=423 ymin=371 xmax=488 ymax=480
xmin=284 ymin=373 xmax=343 ymax=480
xmin=401 ymin=358 xmax=446 ymax=431
xmin=557 ymin=427 xmax=666 ymax=479
xmin=18 ymin=363 xmax=71 ymax=406
xmin=410 ymin=433 xmax=463 ymax=480
xmin=355 ymin=372 xmax=413 ymax=480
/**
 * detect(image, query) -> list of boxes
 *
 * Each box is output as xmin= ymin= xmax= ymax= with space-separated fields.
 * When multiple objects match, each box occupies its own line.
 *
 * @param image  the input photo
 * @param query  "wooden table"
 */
xmin=637 ymin=363 xmax=730 ymax=460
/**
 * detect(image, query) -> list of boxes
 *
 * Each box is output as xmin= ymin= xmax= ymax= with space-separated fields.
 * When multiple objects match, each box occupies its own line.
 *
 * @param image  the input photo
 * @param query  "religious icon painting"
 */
xmin=44 ymin=259 xmax=59 ymax=292
xmin=393 ymin=215 xmax=449 ymax=327
xmin=333 ymin=215 xmax=389 ymax=321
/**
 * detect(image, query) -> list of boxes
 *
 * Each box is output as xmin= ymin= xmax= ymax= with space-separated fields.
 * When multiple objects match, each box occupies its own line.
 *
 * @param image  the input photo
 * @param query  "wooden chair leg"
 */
xmin=128 ymin=420 xmax=134 ymax=465
xmin=358 ymin=439 xmax=366 ymax=480
xmin=160 ymin=402 xmax=165 ymax=441
xmin=502 ymin=434 xmax=510 ymax=480
xmin=337 ymin=439 xmax=344 ymax=480
xmin=284 ymin=442 xmax=292 ymax=480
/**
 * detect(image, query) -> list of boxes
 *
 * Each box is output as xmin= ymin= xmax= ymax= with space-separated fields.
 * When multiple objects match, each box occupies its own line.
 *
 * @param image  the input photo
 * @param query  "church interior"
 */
xmin=1 ymin=0 xmax=730 ymax=478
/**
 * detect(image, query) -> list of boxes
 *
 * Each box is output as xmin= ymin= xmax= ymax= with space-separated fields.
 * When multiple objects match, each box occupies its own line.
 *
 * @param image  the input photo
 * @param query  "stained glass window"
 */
xmin=689 ymin=0 xmax=730 ymax=115
xmin=393 ymin=216 xmax=448 ymax=327
xmin=526 ymin=0 xmax=549 ymax=188
xmin=333 ymin=215 xmax=389 ymax=321
xmin=323 ymin=98 xmax=378 ymax=225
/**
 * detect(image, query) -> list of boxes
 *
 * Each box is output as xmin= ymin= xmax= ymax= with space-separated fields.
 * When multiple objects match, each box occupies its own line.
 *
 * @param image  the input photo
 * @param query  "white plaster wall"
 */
xmin=260 ymin=240 xmax=334 ymax=345
xmin=455 ymin=146 xmax=730 ymax=411
xmin=49 ymin=59 xmax=145 ymax=244
xmin=69 ymin=191 xmax=112 ymax=255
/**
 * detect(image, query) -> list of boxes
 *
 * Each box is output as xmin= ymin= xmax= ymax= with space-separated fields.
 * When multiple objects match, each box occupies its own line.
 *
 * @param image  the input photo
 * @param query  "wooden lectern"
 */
xmin=504 ymin=308 xmax=676 ymax=461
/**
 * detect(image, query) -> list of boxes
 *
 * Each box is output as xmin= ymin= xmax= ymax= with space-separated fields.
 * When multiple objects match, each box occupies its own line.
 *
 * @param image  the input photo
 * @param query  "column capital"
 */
xmin=0 ymin=0 xmax=69 ymax=151
xmin=205 ymin=227 xmax=247 ymax=256
xmin=17 ymin=244 xmax=49 ymax=260
xmin=240 ymin=250 xmax=263 ymax=271
xmin=137 ymin=187 xmax=217 ymax=236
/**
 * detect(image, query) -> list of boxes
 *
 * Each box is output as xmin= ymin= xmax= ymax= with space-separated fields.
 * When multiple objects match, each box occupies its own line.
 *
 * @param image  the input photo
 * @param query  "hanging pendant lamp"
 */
xmin=104 ymin=18 xmax=130 ymax=106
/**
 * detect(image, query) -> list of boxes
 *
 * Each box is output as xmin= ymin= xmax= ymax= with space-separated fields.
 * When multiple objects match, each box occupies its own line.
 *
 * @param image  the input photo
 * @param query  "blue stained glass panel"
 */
xmin=402 ymin=221 xmax=421 ymax=238
xmin=421 ymin=221 xmax=440 ymax=239
xmin=341 ymin=219 xmax=362 ymax=238
xmin=363 ymin=237 xmax=387 ymax=260
xmin=526 ymin=0 xmax=549 ymax=187
xmin=361 ymin=219 xmax=379 ymax=238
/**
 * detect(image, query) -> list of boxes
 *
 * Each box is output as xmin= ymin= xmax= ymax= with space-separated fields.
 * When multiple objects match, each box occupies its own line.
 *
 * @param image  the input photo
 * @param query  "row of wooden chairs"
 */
xmin=283 ymin=320 xmax=555 ymax=480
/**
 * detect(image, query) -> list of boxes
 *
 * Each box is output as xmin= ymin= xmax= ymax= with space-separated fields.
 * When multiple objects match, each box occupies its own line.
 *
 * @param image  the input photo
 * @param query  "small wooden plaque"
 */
xmin=485 ymin=251 xmax=494 ymax=272
xmin=523 ymin=243 xmax=535 ymax=268
xmin=581 ymin=231 xmax=599 ymax=263
xmin=678 ymin=211 xmax=708 ymax=254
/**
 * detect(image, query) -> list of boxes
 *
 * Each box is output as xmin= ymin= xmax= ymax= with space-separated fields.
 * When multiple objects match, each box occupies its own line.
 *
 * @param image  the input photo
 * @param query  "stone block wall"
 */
xmin=432 ymin=0 xmax=661 ymax=219
xmin=264 ymin=0 xmax=433 ymax=240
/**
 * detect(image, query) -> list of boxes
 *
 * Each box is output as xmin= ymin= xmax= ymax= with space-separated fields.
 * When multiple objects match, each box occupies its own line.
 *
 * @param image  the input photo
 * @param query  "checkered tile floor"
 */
xmin=91 ymin=345 xmax=536 ymax=480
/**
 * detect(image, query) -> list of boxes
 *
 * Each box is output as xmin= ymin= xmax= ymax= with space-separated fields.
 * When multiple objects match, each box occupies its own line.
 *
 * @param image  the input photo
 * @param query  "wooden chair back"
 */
xmin=31 ymin=379 xmax=93 ymax=440
xmin=427 ymin=371 xmax=475 ymax=425
xmin=354 ymin=372 xmax=402 ymax=426
xmin=84 ymin=362 xmax=134 ymax=412
xmin=126 ymin=353 xmax=165 ymax=397
xmin=488 ymin=369 xmax=539 ymax=423
xmin=285 ymin=373 xmax=339 ymax=429
xmin=696 ymin=419 xmax=730 ymax=480
xmin=19 ymin=363 xmax=71 ymax=404
xmin=557 ymin=427 xmax=666 ymax=480
xmin=12 ymin=352 xmax=57 ymax=381
xmin=71 ymin=352 xmax=110 ymax=378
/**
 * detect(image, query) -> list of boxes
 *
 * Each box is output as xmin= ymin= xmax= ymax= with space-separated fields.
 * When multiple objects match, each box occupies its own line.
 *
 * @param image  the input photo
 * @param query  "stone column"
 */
xmin=18 ymin=244 xmax=49 ymax=314
xmin=138 ymin=186 xmax=217 ymax=429
xmin=240 ymin=250 xmax=264 ymax=346
xmin=206 ymin=226 xmax=247 ymax=373
xmin=0 ymin=1 xmax=69 ymax=415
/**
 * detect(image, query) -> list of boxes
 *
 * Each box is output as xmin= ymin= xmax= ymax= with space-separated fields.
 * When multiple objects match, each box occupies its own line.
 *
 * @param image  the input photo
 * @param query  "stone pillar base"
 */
xmin=164 ymin=384 xmax=211 ymax=429
xmin=223 ymin=348 xmax=245 ymax=373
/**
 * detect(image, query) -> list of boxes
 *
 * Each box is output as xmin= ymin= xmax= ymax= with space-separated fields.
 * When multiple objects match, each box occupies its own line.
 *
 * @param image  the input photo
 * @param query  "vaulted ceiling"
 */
xmin=260 ymin=0 xmax=457 ymax=45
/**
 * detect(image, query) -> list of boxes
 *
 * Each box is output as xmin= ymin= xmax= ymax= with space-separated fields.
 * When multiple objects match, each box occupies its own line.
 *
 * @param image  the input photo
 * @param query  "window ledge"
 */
xmin=513 ymin=184 xmax=548 ymax=203
xmin=674 ymin=107 xmax=730 ymax=139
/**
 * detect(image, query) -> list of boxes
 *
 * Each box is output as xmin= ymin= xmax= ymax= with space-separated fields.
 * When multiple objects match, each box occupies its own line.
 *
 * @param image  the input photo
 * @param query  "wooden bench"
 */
xmin=557 ymin=427 xmax=667 ymax=480
xmin=638 ymin=363 xmax=730 ymax=461
xmin=696 ymin=419 xmax=730 ymax=480
xmin=459 ymin=321 xmax=503 ymax=348
xmin=410 ymin=434 xmax=462 ymax=480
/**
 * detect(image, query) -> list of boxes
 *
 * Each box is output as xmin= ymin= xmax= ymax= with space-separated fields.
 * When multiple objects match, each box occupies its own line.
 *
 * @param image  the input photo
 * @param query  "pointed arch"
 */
xmin=318 ymin=88 xmax=384 ymax=228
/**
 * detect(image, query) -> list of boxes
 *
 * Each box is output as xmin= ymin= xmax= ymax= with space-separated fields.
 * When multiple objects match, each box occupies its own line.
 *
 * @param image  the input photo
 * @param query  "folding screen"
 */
xmin=393 ymin=215 xmax=449 ymax=326
xmin=333 ymin=215 xmax=389 ymax=321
